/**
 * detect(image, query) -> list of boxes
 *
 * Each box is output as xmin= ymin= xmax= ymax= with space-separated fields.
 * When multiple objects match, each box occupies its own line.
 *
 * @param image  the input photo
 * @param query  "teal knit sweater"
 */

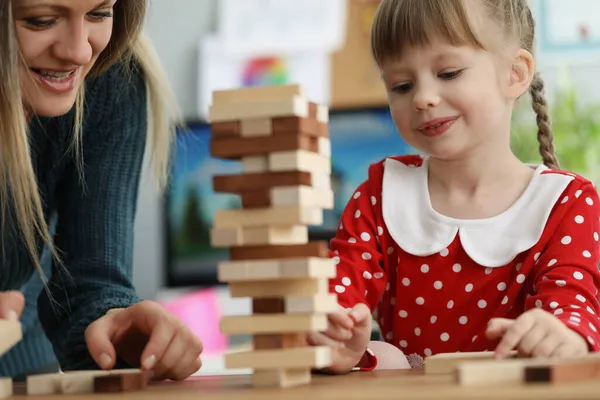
xmin=0 ymin=60 xmax=148 ymax=377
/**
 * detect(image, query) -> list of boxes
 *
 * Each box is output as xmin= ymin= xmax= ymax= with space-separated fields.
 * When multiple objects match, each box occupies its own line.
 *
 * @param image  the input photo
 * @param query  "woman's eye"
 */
xmin=24 ymin=17 xmax=56 ymax=28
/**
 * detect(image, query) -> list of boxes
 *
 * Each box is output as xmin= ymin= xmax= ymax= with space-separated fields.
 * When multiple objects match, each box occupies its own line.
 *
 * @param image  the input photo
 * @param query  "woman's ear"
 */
xmin=506 ymin=48 xmax=534 ymax=99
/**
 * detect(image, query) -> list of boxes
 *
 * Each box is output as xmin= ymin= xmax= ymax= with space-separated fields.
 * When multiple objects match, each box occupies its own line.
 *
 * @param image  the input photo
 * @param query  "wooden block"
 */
xmin=228 ymin=277 xmax=328 ymax=298
xmin=213 ymin=171 xmax=312 ymax=193
xmin=317 ymin=137 xmax=331 ymax=157
xmin=241 ymin=190 xmax=272 ymax=208
xmin=271 ymin=117 xmax=329 ymax=138
xmin=218 ymin=257 xmax=336 ymax=282
xmin=271 ymin=186 xmax=334 ymax=209
xmin=456 ymin=357 xmax=549 ymax=386
xmin=212 ymin=225 xmax=308 ymax=248
xmin=214 ymin=207 xmax=322 ymax=229
xmin=211 ymin=84 xmax=303 ymax=105
xmin=525 ymin=358 xmax=600 ymax=383
xmin=0 ymin=378 xmax=11 ymax=399
xmin=60 ymin=370 xmax=111 ymax=394
xmin=210 ymin=133 xmax=319 ymax=160
xmin=253 ymin=298 xmax=285 ymax=314
xmin=209 ymin=96 xmax=309 ymax=123
xmin=285 ymin=294 xmax=339 ymax=314
xmin=252 ymin=368 xmax=311 ymax=388
xmin=26 ymin=373 xmax=61 ymax=395
xmin=311 ymin=172 xmax=332 ymax=190
xmin=268 ymin=150 xmax=331 ymax=174
xmin=94 ymin=371 xmax=149 ymax=393
xmin=229 ymin=241 xmax=329 ymax=261
xmin=220 ymin=314 xmax=327 ymax=335
xmin=225 ymin=346 xmax=331 ymax=370
xmin=280 ymin=257 xmax=336 ymax=278
xmin=315 ymin=104 xmax=329 ymax=123
xmin=211 ymin=121 xmax=240 ymax=137
xmin=425 ymin=351 xmax=518 ymax=375
xmin=242 ymin=156 xmax=269 ymax=173
xmin=0 ymin=319 xmax=22 ymax=357
xmin=210 ymin=227 xmax=242 ymax=248
xmin=218 ymin=259 xmax=280 ymax=282
xmin=240 ymin=118 xmax=273 ymax=137
xmin=253 ymin=333 xmax=308 ymax=350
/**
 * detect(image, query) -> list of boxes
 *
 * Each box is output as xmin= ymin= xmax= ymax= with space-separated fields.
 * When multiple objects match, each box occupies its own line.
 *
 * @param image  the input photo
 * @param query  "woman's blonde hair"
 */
xmin=370 ymin=0 xmax=559 ymax=170
xmin=1 ymin=0 xmax=180 ymax=280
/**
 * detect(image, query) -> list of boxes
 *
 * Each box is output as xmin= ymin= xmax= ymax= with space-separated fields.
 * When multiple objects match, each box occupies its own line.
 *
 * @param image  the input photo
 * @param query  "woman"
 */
xmin=0 ymin=0 xmax=203 ymax=381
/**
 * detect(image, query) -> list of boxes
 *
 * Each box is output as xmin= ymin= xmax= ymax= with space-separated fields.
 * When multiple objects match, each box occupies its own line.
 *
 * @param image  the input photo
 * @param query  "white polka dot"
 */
xmin=465 ymin=283 xmax=473 ymax=292
xmin=414 ymin=328 xmax=421 ymax=336
xmin=402 ymin=277 xmax=410 ymax=286
xmin=334 ymin=250 xmax=339 ymax=255
xmin=516 ymin=274 xmax=526 ymax=284
xmin=424 ymin=348 xmax=432 ymax=357
xmin=587 ymin=197 xmax=594 ymax=206
xmin=371 ymin=196 xmax=377 ymax=205
xmin=588 ymin=337 xmax=595 ymax=346
xmin=362 ymin=271 xmax=372 ymax=280
xmin=440 ymin=248 xmax=449 ymax=257
xmin=333 ymin=256 xmax=340 ymax=265
xmin=554 ymin=308 xmax=563 ymax=316
xmin=399 ymin=340 xmax=408 ymax=348
xmin=348 ymin=237 xmax=357 ymax=243
xmin=391 ymin=297 xmax=396 ymax=305
xmin=571 ymin=305 xmax=581 ymax=309
xmin=452 ymin=264 xmax=462 ymax=272
xmin=362 ymin=252 xmax=372 ymax=260
xmin=430 ymin=315 xmax=437 ymax=324
xmin=416 ymin=297 xmax=425 ymax=305
xmin=387 ymin=247 xmax=394 ymax=255
xmin=561 ymin=236 xmax=572 ymax=245
xmin=570 ymin=316 xmax=581 ymax=323
xmin=587 ymin=306 xmax=596 ymax=315
xmin=421 ymin=264 xmax=429 ymax=273
xmin=556 ymin=280 xmax=567 ymax=287
xmin=472 ymin=335 xmax=478 ymax=342
xmin=339 ymin=222 xmax=344 ymax=230
xmin=561 ymin=196 xmax=569 ymax=204
xmin=385 ymin=331 xmax=393 ymax=340
xmin=547 ymin=259 xmax=557 ymax=267
xmin=583 ymin=250 xmax=592 ymax=258
xmin=447 ymin=300 xmax=454 ymax=309
xmin=497 ymin=282 xmax=507 ymax=291
xmin=589 ymin=322 xmax=598 ymax=332
xmin=534 ymin=252 xmax=541 ymax=262
xmin=374 ymin=272 xmax=384 ymax=279
xmin=576 ymin=294 xmax=587 ymax=303
xmin=459 ymin=316 xmax=468 ymax=325
xmin=574 ymin=271 xmax=584 ymax=280
xmin=595 ymin=232 xmax=599 ymax=242
xmin=353 ymin=191 xmax=361 ymax=199
xmin=550 ymin=301 xmax=559 ymax=309
xmin=342 ymin=277 xmax=351 ymax=286
xmin=501 ymin=296 xmax=509 ymax=305
xmin=377 ymin=226 xmax=384 ymax=236
xmin=575 ymin=215 xmax=585 ymax=224
xmin=535 ymin=299 xmax=543 ymax=308
xmin=478 ymin=300 xmax=487 ymax=308
xmin=576 ymin=190 xmax=582 ymax=198
xmin=434 ymin=281 xmax=443 ymax=290
xmin=386 ymin=283 xmax=391 ymax=291
xmin=399 ymin=310 xmax=408 ymax=318
xmin=354 ymin=210 xmax=361 ymax=219
xmin=571 ymin=312 xmax=581 ymax=317
xmin=485 ymin=267 xmax=493 ymax=275
xmin=440 ymin=333 xmax=450 ymax=342
xmin=335 ymin=285 xmax=345 ymax=293
xmin=360 ymin=232 xmax=371 ymax=242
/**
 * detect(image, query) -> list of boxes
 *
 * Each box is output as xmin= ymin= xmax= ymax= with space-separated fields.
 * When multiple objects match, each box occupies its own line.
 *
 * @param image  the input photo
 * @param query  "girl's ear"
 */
xmin=506 ymin=49 xmax=535 ymax=99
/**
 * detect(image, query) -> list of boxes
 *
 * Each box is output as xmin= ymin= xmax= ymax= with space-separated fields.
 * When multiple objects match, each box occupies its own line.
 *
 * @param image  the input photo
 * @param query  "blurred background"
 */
xmin=133 ymin=0 xmax=600 ymax=374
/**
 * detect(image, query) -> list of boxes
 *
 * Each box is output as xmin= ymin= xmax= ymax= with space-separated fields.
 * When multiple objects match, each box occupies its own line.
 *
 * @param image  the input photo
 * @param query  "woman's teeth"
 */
xmin=33 ymin=69 xmax=75 ymax=81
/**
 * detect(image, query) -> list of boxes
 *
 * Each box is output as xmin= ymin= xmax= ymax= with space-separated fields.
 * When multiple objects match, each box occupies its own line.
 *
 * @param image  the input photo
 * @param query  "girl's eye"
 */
xmin=24 ymin=17 xmax=56 ymax=28
xmin=439 ymin=69 xmax=464 ymax=80
xmin=392 ymin=83 xmax=413 ymax=94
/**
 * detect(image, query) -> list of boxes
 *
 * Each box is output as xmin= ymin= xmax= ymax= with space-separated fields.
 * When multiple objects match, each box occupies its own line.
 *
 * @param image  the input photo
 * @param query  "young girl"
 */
xmin=310 ymin=0 xmax=600 ymax=373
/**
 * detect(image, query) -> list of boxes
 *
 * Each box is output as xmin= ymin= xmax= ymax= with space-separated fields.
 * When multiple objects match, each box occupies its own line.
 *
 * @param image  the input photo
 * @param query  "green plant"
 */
xmin=511 ymin=72 xmax=600 ymax=184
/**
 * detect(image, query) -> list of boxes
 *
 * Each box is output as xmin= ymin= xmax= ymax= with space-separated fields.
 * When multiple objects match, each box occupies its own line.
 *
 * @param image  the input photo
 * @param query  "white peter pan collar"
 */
xmin=381 ymin=156 xmax=574 ymax=267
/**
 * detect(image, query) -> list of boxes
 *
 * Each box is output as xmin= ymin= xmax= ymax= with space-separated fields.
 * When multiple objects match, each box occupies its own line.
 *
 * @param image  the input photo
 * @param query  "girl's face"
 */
xmin=13 ymin=0 xmax=116 ymax=117
xmin=380 ymin=39 xmax=515 ymax=162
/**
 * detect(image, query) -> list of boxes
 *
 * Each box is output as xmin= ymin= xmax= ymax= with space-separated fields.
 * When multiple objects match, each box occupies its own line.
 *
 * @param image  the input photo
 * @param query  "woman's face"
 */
xmin=13 ymin=0 xmax=116 ymax=117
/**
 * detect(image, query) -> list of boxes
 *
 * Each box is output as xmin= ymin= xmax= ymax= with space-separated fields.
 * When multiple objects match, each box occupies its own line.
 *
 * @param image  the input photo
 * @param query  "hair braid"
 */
xmin=530 ymin=73 xmax=559 ymax=169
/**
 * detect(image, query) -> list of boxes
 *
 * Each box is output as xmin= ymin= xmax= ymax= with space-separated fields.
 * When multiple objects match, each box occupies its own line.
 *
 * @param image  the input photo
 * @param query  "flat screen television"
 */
xmin=163 ymin=107 xmax=415 ymax=287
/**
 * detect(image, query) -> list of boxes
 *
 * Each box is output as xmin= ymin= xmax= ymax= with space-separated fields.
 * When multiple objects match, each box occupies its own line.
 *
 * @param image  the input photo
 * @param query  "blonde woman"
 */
xmin=0 ymin=0 xmax=203 ymax=381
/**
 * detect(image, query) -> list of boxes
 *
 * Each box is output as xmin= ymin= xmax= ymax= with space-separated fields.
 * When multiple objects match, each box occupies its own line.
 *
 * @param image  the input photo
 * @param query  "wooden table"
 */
xmin=11 ymin=369 xmax=600 ymax=399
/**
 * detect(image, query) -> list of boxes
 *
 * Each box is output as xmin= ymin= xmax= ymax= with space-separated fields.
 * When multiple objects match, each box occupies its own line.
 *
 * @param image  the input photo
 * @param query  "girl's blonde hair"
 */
xmin=370 ymin=0 xmax=559 ymax=170
xmin=1 ymin=0 xmax=180 ymax=280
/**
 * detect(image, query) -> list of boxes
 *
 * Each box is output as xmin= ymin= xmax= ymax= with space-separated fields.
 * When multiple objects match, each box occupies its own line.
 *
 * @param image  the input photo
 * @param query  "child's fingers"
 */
xmin=531 ymin=335 xmax=561 ymax=358
xmin=349 ymin=303 xmax=372 ymax=327
xmin=485 ymin=318 xmax=514 ymax=339
xmin=516 ymin=323 xmax=548 ymax=356
xmin=325 ymin=320 xmax=354 ymax=342
xmin=330 ymin=309 xmax=355 ymax=330
xmin=308 ymin=331 xmax=345 ymax=348
xmin=494 ymin=315 xmax=535 ymax=358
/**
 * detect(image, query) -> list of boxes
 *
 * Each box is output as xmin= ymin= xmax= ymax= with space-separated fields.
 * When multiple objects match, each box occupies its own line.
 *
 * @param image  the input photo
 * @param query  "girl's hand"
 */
xmin=84 ymin=300 xmax=203 ymax=381
xmin=308 ymin=303 xmax=372 ymax=374
xmin=486 ymin=308 xmax=588 ymax=359
xmin=0 ymin=291 xmax=25 ymax=321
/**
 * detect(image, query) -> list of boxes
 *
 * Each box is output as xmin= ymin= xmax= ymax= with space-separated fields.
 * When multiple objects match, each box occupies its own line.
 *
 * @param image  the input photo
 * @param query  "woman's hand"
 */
xmin=0 ymin=291 xmax=25 ymax=321
xmin=486 ymin=308 xmax=588 ymax=359
xmin=85 ymin=300 xmax=203 ymax=381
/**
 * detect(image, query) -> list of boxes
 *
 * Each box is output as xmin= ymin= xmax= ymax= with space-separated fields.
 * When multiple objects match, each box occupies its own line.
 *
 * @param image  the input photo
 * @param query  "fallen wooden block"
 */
xmin=525 ymin=357 xmax=600 ymax=383
xmin=209 ymin=96 xmax=309 ymax=123
xmin=457 ymin=357 xmax=550 ymax=386
xmin=228 ymin=277 xmax=328 ymax=298
xmin=213 ymin=207 xmax=322 ymax=229
xmin=0 ymin=319 xmax=22 ymax=357
xmin=252 ymin=368 xmax=311 ymax=389
xmin=229 ymin=241 xmax=330 ymax=261
xmin=60 ymin=370 xmax=111 ymax=394
xmin=210 ymin=133 xmax=319 ymax=159
xmin=425 ymin=351 xmax=518 ymax=374
xmin=220 ymin=314 xmax=327 ymax=335
xmin=94 ymin=371 xmax=149 ymax=393
xmin=26 ymin=373 xmax=62 ymax=395
xmin=224 ymin=346 xmax=331 ymax=370
xmin=0 ymin=378 xmax=11 ymax=399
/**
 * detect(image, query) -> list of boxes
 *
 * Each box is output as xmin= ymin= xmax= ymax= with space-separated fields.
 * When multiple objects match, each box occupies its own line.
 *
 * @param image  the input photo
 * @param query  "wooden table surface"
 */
xmin=11 ymin=369 xmax=600 ymax=399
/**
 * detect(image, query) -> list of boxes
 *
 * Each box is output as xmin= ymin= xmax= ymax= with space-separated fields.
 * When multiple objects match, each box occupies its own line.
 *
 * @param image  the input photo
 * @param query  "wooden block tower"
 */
xmin=208 ymin=84 xmax=337 ymax=388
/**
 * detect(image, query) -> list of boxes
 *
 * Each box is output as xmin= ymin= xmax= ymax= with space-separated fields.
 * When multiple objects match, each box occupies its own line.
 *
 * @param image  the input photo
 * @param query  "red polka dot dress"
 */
xmin=329 ymin=155 xmax=600 ymax=369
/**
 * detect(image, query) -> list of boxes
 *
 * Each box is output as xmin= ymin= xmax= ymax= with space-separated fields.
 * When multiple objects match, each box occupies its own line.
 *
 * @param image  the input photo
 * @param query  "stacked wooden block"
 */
xmin=208 ymin=84 xmax=337 ymax=388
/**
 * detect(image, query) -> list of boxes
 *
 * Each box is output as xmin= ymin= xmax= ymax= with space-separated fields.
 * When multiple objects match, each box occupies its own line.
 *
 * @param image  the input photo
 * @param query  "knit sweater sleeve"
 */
xmin=37 ymin=61 xmax=148 ymax=371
